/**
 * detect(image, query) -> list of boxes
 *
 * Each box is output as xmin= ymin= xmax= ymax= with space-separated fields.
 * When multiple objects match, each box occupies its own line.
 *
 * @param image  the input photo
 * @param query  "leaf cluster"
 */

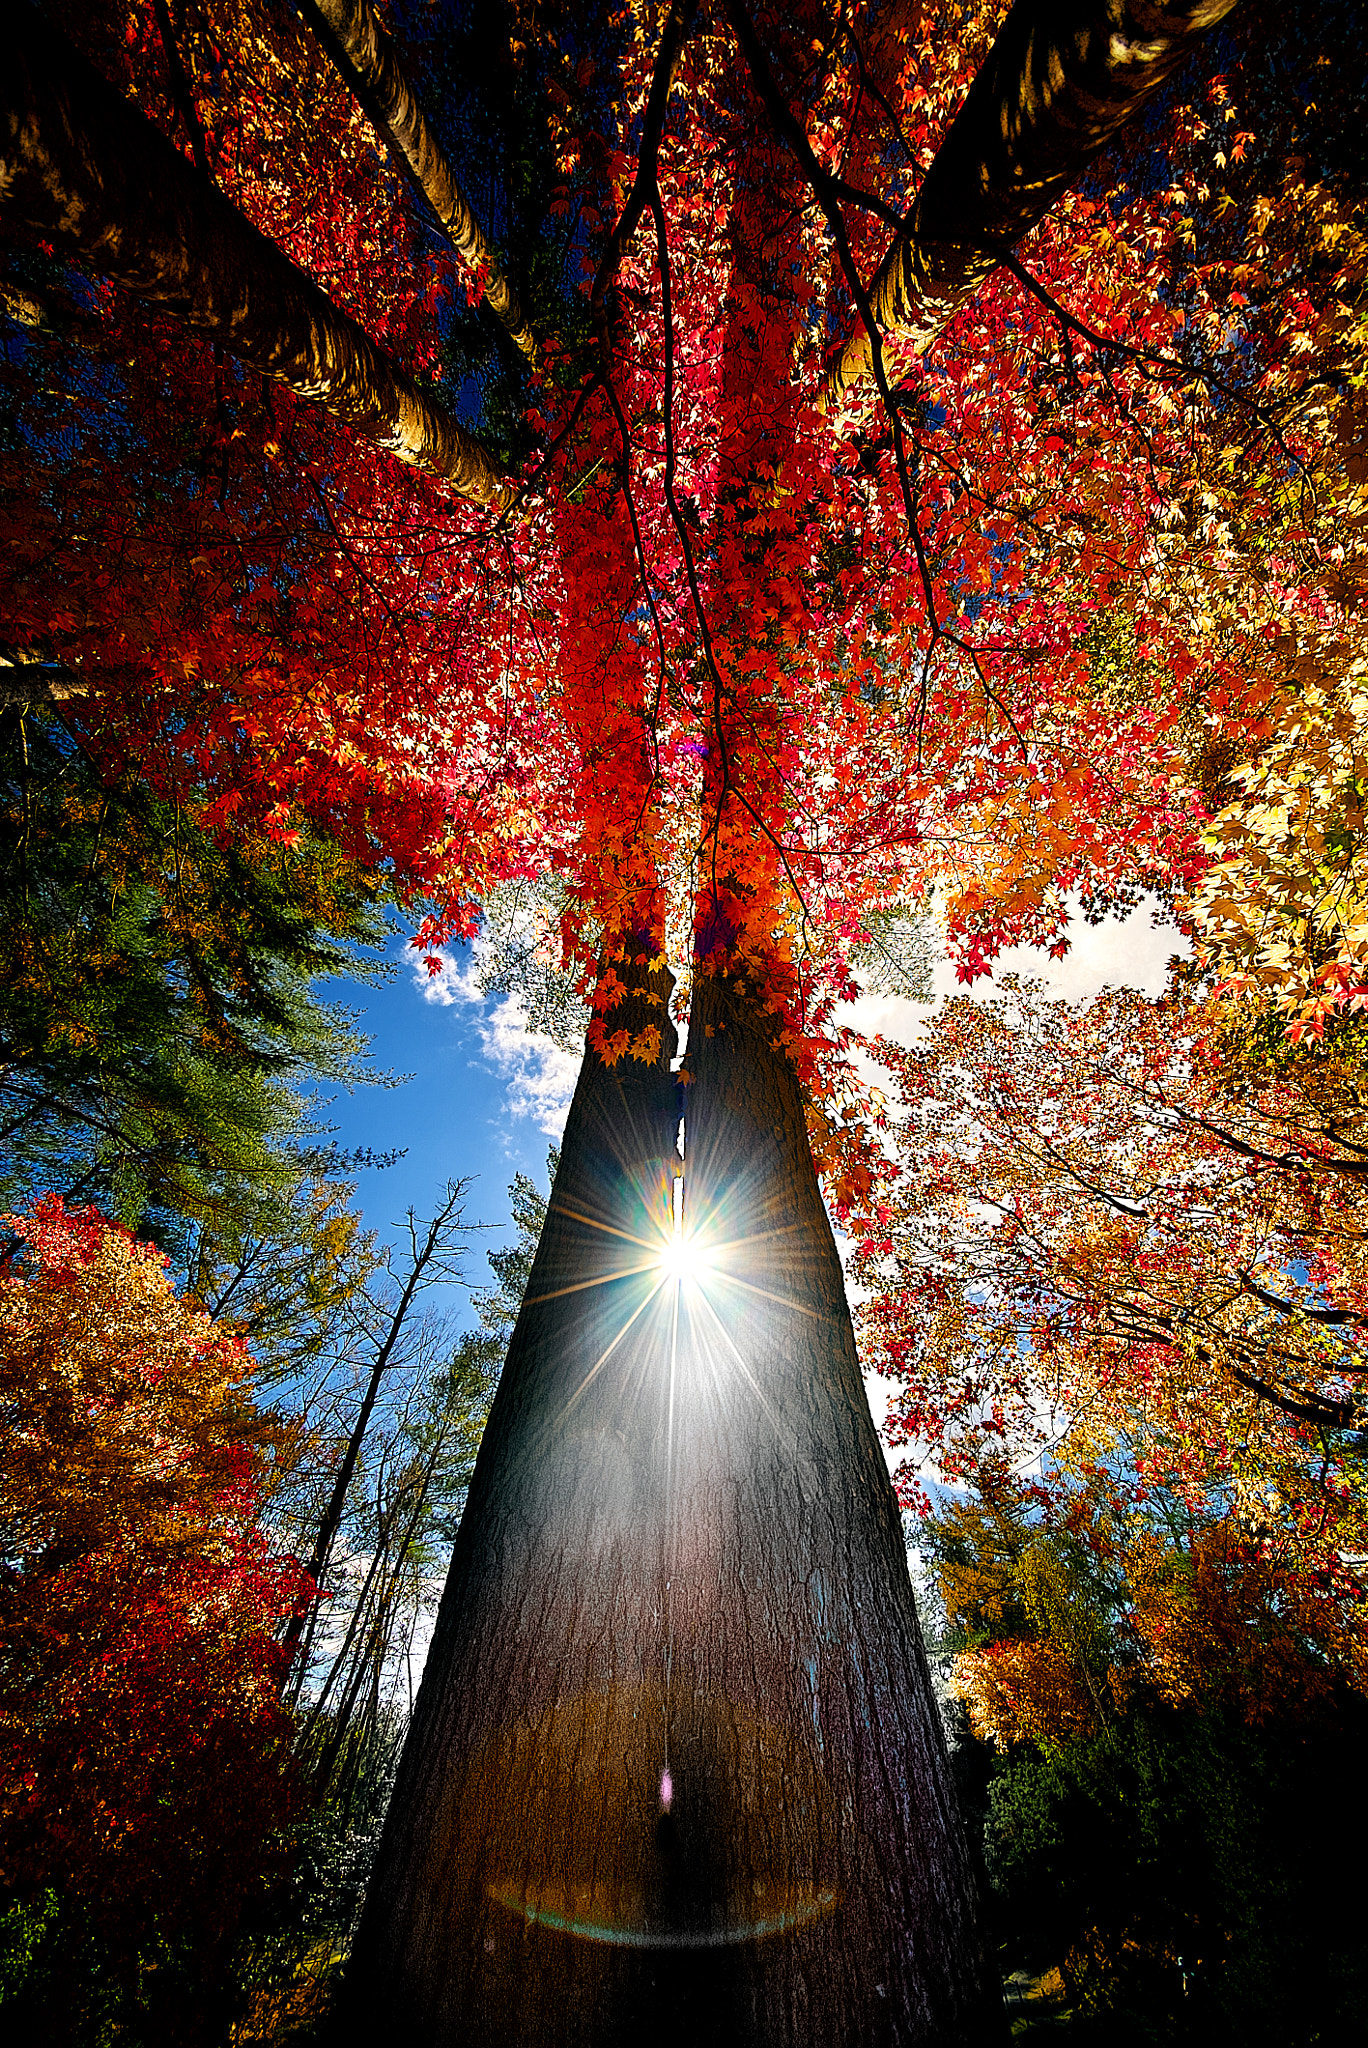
xmin=0 ymin=1197 xmax=308 ymax=2045
xmin=0 ymin=704 xmax=390 ymax=1275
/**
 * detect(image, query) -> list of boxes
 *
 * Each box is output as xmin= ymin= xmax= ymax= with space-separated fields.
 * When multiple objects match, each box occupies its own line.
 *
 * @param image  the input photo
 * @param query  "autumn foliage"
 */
xmin=3 ymin=0 xmax=1362 ymax=1082
xmin=0 ymin=1 xmax=1360 ymax=1284
xmin=857 ymin=971 xmax=1368 ymax=1738
xmin=3 ymin=0 xmax=1368 ymax=2026
xmin=0 ymin=1198 xmax=308 ymax=2034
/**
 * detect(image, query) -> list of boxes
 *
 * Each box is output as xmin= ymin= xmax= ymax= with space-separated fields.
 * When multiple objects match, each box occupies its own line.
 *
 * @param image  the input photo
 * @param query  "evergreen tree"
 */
xmin=0 ymin=703 xmax=391 ymax=1276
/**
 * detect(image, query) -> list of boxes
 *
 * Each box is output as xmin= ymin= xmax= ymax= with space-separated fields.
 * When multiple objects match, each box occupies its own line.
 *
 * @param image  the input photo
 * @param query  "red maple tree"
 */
xmin=4 ymin=0 xmax=1366 ymax=2039
xmin=0 ymin=1198 xmax=310 ymax=2036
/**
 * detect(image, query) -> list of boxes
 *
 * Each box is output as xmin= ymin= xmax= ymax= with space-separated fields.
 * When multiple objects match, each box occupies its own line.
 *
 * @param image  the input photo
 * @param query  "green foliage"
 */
xmin=473 ymin=884 xmax=589 ymax=1048
xmin=0 ymin=1888 xmax=169 ymax=2045
xmin=474 ymin=877 xmax=589 ymax=1047
xmin=1082 ymin=605 xmax=1153 ymax=718
xmin=227 ymin=1714 xmax=407 ymax=2046
xmin=0 ymin=705 xmax=391 ymax=1270
xmin=191 ymin=1173 xmax=387 ymax=1392
xmin=1203 ymin=968 xmax=1368 ymax=1082
xmin=0 ymin=1891 xmax=62 ymax=2008
xmin=988 ymin=1696 xmax=1368 ymax=2045
xmin=0 ymin=1882 xmax=276 ymax=2047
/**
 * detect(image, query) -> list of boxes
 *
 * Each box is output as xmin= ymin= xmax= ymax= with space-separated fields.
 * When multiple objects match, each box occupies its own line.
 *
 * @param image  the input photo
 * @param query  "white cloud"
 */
xmin=477 ymin=991 xmax=582 ymax=1136
xmin=845 ymin=894 xmax=1186 ymax=1047
xmin=411 ymin=942 xmax=479 ymax=1006
xmin=934 ymin=895 xmax=1184 ymax=1006
xmin=409 ymin=944 xmax=580 ymax=1137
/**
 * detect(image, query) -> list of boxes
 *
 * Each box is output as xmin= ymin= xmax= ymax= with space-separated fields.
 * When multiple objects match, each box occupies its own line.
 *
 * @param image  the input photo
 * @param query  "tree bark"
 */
xmin=2 ymin=10 xmax=508 ymax=506
xmin=341 ymin=955 xmax=1000 ymax=2044
xmin=825 ymin=0 xmax=1242 ymax=407
xmin=296 ymin=0 xmax=538 ymax=363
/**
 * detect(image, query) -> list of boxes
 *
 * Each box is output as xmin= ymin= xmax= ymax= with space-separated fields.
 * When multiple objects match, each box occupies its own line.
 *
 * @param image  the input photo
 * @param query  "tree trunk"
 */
xmin=296 ymin=0 xmax=538 ymax=363
xmin=281 ymin=1182 xmax=472 ymax=1677
xmin=825 ymin=0 xmax=1242 ymax=407
xmin=3 ymin=10 xmax=507 ymax=505
xmin=342 ymin=955 xmax=1000 ymax=2044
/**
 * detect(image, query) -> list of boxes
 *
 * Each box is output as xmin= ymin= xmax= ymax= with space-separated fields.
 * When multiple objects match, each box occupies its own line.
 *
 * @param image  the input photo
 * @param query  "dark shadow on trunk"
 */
xmin=340 ymin=959 xmax=1002 ymax=2044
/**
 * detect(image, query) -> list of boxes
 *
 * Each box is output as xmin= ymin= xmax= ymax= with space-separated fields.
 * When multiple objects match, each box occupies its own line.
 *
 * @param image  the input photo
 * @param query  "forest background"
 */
xmin=2 ymin=0 xmax=1367 ymax=2040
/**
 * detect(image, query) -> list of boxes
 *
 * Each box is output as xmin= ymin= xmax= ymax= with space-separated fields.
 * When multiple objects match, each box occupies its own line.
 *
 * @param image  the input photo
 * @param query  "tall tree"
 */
xmin=5 ymin=0 xmax=1362 ymax=2038
xmin=853 ymin=975 xmax=1368 ymax=1693
xmin=230 ymin=1156 xmax=554 ymax=2031
xmin=280 ymin=1180 xmax=478 ymax=1673
xmin=345 ymin=951 xmax=998 ymax=2042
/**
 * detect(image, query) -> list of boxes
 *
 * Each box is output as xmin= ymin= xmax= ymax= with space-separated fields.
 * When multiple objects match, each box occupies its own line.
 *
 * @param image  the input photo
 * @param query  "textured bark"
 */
xmin=825 ymin=0 xmax=1243 ymax=406
xmin=2 ymin=10 xmax=507 ymax=506
xmin=342 ymin=956 xmax=1001 ymax=2045
xmin=297 ymin=0 xmax=538 ymax=363
xmin=0 ymin=658 xmax=82 ymax=708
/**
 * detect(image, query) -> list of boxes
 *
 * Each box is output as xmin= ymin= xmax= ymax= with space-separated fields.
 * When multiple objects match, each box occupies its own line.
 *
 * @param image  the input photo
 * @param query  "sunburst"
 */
xmin=657 ymin=1168 xmax=711 ymax=1287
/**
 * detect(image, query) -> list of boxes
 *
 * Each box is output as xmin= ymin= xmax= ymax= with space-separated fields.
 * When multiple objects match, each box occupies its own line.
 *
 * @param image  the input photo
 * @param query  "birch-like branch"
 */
xmin=824 ymin=0 xmax=1243 ymax=409
xmin=297 ymin=0 xmax=538 ymax=362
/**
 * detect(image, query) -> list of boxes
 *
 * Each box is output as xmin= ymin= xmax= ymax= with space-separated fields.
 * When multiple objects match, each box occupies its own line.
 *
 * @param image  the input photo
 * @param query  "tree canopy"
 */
xmin=3 ymin=0 xmax=1362 ymax=1169
xmin=4 ymin=0 xmax=1368 ymax=2027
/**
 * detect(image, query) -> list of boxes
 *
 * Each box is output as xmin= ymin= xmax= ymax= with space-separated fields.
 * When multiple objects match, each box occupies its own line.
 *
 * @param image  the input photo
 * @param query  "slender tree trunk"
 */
xmin=825 ymin=0 xmax=1242 ymax=406
xmin=342 ymin=955 xmax=1000 ymax=2044
xmin=3 ymin=11 xmax=507 ymax=505
xmin=296 ymin=0 xmax=538 ymax=362
xmin=281 ymin=1183 xmax=471 ymax=1674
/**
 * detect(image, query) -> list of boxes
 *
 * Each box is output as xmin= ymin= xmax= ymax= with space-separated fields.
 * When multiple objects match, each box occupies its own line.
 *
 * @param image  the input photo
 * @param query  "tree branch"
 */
xmin=5 ymin=10 xmax=509 ymax=505
xmin=824 ymin=0 xmax=1244 ymax=407
xmin=295 ymin=0 xmax=538 ymax=362
xmin=591 ymin=0 xmax=693 ymax=322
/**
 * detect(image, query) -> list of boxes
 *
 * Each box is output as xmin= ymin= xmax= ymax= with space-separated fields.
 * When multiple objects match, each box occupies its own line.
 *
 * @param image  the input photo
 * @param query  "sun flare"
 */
xmin=659 ymin=1231 xmax=711 ymax=1287
xmin=658 ymin=1170 xmax=710 ymax=1287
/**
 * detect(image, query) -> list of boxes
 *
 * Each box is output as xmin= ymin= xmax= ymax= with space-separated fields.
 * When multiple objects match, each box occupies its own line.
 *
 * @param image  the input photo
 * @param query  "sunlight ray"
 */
xmin=686 ymin=1282 xmax=796 ymax=1453
xmin=522 ymin=1260 xmax=669 ymax=1306
xmin=703 ymin=1270 xmax=828 ymax=1322
xmin=547 ymin=1201 xmax=664 ymax=1251
xmin=558 ymin=1272 xmax=673 ymax=1418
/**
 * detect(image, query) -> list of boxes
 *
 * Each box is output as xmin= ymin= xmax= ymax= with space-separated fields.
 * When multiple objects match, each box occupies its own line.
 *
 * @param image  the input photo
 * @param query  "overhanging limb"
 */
xmin=824 ymin=0 xmax=1243 ymax=410
xmin=295 ymin=0 xmax=539 ymax=365
xmin=2 ymin=8 xmax=509 ymax=507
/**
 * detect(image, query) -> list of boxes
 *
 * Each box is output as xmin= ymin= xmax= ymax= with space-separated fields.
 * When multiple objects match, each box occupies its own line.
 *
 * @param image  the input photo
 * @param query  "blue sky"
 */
xmin=314 ymin=941 xmax=580 ymax=1321
xmin=317 ymin=898 xmax=1180 ymax=1353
